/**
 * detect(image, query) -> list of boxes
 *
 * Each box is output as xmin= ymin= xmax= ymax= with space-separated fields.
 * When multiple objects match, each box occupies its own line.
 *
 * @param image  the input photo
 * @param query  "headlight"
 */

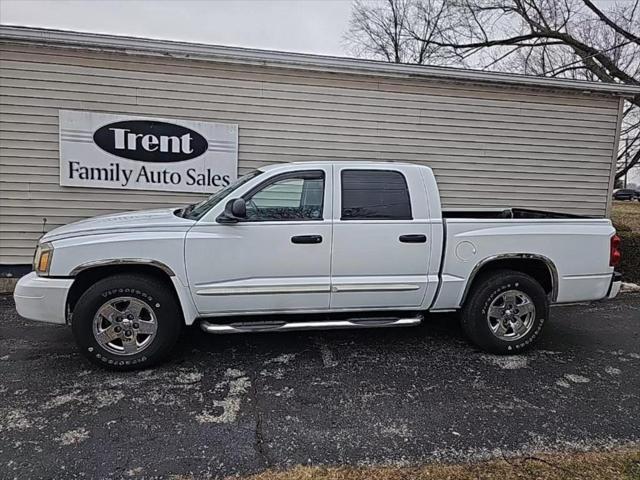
xmin=33 ymin=242 xmax=54 ymax=276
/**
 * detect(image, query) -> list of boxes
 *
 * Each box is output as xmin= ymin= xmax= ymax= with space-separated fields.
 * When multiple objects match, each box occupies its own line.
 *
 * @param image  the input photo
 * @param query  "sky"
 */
xmin=0 ymin=0 xmax=353 ymax=56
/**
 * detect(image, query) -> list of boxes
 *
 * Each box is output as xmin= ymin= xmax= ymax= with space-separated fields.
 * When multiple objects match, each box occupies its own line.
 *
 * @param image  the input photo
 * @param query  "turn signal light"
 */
xmin=38 ymin=250 xmax=51 ymax=272
xmin=33 ymin=243 xmax=54 ymax=276
xmin=610 ymin=234 xmax=621 ymax=267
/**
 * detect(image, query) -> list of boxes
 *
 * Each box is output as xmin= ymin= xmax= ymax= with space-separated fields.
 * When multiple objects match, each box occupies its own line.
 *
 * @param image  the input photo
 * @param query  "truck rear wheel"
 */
xmin=461 ymin=269 xmax=548 ymax=354
xmin=72 ymin=274 xmax=182 ymax=370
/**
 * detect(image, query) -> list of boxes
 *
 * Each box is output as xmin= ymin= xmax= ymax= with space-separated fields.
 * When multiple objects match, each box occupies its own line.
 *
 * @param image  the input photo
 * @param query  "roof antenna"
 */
xmin=42 ymin=217 xmax=47 ymax=236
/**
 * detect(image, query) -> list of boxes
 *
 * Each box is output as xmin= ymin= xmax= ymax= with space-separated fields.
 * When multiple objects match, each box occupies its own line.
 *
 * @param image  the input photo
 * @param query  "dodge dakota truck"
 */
xmin=14 ymin=161 xmax=622 ymax=370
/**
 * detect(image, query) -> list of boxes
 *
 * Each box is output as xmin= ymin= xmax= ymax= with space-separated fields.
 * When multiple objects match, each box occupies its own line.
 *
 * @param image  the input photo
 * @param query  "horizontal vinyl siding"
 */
xmin=0 ymin=44 xmax=619 ymax=264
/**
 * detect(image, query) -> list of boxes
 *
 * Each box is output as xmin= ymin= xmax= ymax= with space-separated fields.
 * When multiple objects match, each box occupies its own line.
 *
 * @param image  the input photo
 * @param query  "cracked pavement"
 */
xmin=1 ymin=294 xmax=639 ymax=479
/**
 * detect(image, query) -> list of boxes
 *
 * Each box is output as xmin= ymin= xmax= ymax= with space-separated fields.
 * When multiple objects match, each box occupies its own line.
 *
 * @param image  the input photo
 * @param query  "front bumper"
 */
xmin=607 ymin=272 xmax=622 ymax=299
xmin=14 ymin=272 xmax=74 ymax=325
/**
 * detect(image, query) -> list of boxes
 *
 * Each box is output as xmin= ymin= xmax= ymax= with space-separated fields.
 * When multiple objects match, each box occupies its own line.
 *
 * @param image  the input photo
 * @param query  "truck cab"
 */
xmin=184 ymin=162 xmax=441 ymax=315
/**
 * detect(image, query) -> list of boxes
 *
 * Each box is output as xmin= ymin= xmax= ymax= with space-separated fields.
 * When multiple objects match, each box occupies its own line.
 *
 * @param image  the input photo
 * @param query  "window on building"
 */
xmin=244 ymin=171 xmax=324 ymax=221
xmin=341 ymin=169 xmax=412 ymax=220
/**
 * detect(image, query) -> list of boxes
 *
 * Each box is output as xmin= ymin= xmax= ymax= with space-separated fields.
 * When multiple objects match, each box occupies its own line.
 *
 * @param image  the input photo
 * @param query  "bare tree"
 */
xmin=344 ymin=0 xmax=640 ymax=181
xmin=344 ymin=0 xmax=456 ymax=65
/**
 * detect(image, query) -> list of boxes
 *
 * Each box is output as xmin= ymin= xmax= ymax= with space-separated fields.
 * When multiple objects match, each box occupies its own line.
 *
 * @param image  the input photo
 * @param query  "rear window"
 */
xmin=341 ymin=169 xmax=412 ymax=220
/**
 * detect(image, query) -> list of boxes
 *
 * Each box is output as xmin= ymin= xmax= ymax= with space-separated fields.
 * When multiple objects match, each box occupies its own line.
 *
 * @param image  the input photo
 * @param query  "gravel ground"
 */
xmin=1 ymin=294 xmax=639 ymax=479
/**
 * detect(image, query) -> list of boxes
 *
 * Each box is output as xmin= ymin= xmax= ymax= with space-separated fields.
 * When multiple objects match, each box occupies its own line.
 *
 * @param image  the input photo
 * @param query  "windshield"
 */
xmin=182 ymin=170 xmax=263 ymax=220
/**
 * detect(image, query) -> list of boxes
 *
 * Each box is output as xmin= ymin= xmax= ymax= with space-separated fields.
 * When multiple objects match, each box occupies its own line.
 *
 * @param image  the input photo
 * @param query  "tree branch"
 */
xmin=549 ymin=65 xmax=586 ymax=77
xmin=425 ymin=33 xmax=545 ymax=49
xmin=582 ymin=0 xmax=640 ymax=46
xmin=615 ymin=148 xmax=640 ymax=179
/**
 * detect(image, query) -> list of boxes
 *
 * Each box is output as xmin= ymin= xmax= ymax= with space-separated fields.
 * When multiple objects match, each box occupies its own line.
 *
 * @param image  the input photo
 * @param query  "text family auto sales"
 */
xmin=68 ymin=161 xmax=231 ymax=188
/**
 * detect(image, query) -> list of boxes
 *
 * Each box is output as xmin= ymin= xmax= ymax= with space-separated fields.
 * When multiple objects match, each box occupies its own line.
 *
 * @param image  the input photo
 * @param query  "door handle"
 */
xmin=399 ymin=234 xmax=427 ymax=243
xmin=291 ymin=235 xmax=323 ymax=244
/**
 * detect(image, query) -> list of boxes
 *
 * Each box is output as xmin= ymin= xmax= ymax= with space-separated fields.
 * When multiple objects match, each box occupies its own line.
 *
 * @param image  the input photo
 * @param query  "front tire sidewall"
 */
xmin=464 ymin=272 xmax=548 ymax=354
xmin=72 ymin=276 xmax=181 ymax=369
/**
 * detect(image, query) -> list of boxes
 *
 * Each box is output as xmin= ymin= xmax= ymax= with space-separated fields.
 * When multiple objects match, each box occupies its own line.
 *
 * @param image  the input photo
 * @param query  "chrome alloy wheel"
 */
xmin=486 ymin=289 xmax=536 ymax=341
xmin=93 ymin=296 xmax=158 ymax=356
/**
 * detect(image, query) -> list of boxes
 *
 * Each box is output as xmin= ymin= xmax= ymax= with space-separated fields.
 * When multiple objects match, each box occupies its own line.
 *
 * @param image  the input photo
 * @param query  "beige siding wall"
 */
xmin=0 ymin=43 xmax=620 ymax=264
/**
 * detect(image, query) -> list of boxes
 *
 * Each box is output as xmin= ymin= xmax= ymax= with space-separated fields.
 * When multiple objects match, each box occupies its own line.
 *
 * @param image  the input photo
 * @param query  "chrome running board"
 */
xmin=200 ymin=315 xmax=423 ymax=334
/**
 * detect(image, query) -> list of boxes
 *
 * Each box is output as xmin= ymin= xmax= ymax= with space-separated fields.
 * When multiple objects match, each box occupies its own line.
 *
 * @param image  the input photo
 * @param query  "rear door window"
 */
xmin=341 ymin=169 xmax=412 ymax=220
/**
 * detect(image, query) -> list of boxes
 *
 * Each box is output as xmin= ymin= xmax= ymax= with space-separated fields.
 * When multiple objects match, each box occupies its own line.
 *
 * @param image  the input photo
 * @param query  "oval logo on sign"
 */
xmin=93 ymin=120 xmax=208 ymax=162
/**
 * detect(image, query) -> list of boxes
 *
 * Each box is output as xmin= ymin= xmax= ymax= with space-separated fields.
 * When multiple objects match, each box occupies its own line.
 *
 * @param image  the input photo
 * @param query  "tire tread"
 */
xmin=72 ymin=273 xmax=182 ymax=370
xmin=461 ymin=269 xmax=548 ymax=354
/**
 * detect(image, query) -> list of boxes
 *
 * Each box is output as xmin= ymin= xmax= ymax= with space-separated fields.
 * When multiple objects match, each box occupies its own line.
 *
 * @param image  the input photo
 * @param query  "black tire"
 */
xmin=72 ymin=274 xmax=182 ymax=370
xmin=460 ymin=269 xmax=549 ymax=354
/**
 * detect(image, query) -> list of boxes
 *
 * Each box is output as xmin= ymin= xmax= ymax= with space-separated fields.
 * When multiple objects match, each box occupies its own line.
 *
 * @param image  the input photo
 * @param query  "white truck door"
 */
xmin=185 ymin=167 xmax=332 ymax=315
xmin=330 ymin=166 xmax=432 ymax=309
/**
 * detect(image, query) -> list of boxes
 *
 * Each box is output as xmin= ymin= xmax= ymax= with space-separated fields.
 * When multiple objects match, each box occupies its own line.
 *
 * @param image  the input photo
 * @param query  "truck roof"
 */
xmin=258 ymin=161 xmax=429 ymax=171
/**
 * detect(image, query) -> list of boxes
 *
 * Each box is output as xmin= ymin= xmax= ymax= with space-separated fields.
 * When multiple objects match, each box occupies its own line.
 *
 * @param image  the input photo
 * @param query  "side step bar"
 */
xmin=200 ymin=315 xmax=423 ymax=335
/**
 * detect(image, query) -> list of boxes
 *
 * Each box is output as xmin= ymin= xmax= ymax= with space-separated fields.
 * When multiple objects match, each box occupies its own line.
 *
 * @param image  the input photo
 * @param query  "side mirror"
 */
xmin=217 ymin=198 xmax=246 ymax=223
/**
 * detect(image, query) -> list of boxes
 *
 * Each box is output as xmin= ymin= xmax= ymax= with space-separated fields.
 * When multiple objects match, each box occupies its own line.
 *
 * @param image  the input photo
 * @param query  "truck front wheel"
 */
xmin=461 ymin=270 xmax=548 ymax=354
xmin=72 ymin=274 xmax=182 ymax=370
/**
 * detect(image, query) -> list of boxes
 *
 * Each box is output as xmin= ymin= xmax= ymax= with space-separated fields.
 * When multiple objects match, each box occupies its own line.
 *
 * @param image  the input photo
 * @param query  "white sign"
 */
xmin=59 ymin=110 xmax=238 ymax=193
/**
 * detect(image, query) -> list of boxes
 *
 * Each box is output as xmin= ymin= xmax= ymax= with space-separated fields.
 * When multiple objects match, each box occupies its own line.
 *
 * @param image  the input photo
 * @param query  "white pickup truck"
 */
xmin=15 ymin=161 xmax=622 ymax=369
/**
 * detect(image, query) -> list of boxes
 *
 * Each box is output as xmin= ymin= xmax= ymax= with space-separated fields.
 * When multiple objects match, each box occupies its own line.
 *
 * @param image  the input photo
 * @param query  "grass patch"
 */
xmin=618 ymin=231 xmax=640 ymax=284
xmin=235 ymin=449 xmax=640 ymax=480
xmin=612 ymin=201 xmax=640 ymax=233
xmin=612 ymin=201 xmax=640 ymax=284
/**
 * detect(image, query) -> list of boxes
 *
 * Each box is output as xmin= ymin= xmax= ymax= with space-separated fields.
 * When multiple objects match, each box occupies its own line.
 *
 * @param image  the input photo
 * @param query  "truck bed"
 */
xmin=442 ymin=208 xmax=587 ymax=219
xmin=431 ymin=211 xmax=614 ymax=310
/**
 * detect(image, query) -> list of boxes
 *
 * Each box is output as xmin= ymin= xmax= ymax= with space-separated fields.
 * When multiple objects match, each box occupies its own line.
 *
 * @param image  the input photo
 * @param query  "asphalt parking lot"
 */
xmin=1 ymin=294 xmax=639 ymax=479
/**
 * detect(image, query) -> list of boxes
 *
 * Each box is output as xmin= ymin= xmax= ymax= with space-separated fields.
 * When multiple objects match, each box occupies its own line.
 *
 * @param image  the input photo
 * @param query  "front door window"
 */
xmin=244 ymin=171 xmax=325 ymax=221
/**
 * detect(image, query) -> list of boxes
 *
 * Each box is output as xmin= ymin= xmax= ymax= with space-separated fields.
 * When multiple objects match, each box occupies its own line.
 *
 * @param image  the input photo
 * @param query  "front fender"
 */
xmin=48 ymin=231 xmax=189 ymax=285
